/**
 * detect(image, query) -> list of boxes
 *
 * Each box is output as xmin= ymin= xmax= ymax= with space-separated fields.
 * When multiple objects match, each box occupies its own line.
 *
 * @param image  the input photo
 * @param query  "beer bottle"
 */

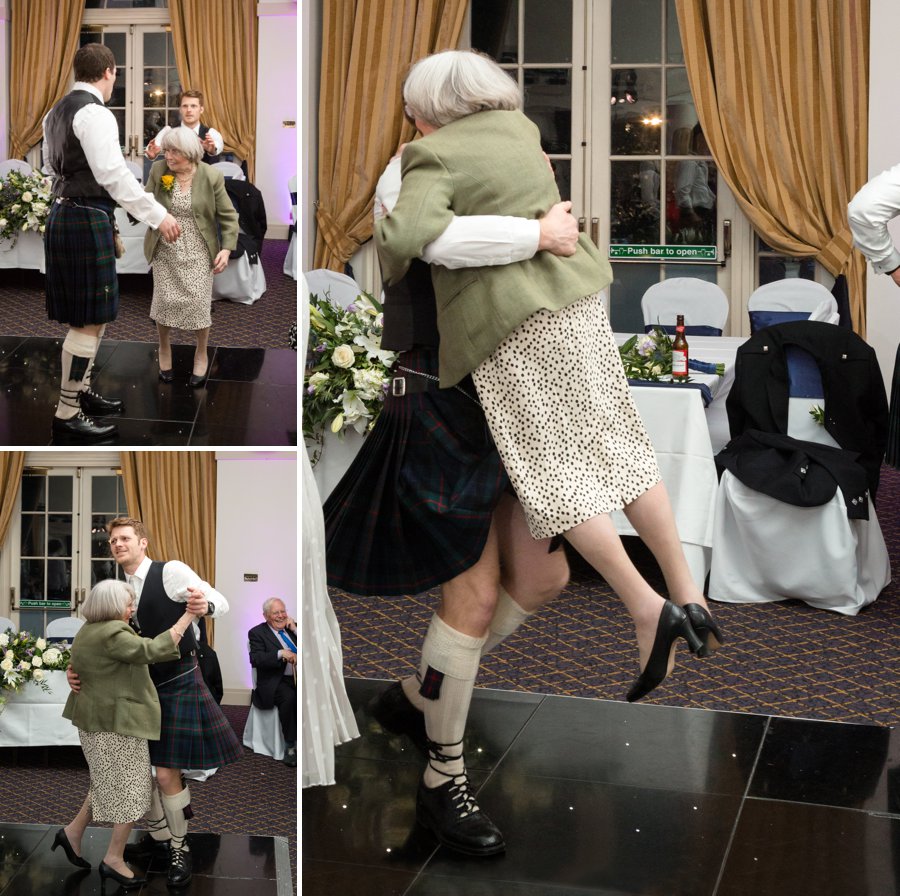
xmin=672 ymin=314 xmax=689 ymax=380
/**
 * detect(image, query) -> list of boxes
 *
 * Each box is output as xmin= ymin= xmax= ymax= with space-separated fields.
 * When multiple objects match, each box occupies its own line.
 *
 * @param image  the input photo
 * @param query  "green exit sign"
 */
xmin=19 ymin=599 xmax=72 ymax=609
xmin=609 ymin=244 xmax=717 ymax=261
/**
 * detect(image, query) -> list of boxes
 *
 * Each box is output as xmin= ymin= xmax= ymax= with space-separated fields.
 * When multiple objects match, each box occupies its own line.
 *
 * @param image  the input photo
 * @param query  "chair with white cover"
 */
xmin=0 ymin=616 xmax=15 ymax=634
xmin=114 ymin=208 xmax=151 ymax=274
xmin=0 ymin=159 xmax=33 ymax=177
xmin=709 ymin=320 xmax=890 ymax=615
xmin=243 ymin=665 xmax=285 ymax=760
xmin=746 ymin=279 xmax=839 ymax=334
xmin=305 ymin=269 xmax=361 ymax=309
xmin=45 ymin=617 xmax=85 ymax=639
xmin=640 ymin=277 xmax=729 ymax=335
xmin=211 ymin=161 xmax=245 ymax=181
xmin=283 ymin=175 xmax=297 ymax=280
xmin=124 ymin=159 xmax=143 ymax=182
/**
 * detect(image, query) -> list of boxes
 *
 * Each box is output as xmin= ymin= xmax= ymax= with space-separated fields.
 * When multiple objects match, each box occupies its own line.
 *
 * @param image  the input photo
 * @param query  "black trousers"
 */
xmin=273 ymin=675 xmax=297 ymax=743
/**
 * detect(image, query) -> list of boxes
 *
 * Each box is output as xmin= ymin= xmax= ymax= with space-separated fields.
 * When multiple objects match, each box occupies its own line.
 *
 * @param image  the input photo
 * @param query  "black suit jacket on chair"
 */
xmin=248 ymin=622 xmax=295 ymax=710
xmin=725 ymin=320 xmax=888 ymax=499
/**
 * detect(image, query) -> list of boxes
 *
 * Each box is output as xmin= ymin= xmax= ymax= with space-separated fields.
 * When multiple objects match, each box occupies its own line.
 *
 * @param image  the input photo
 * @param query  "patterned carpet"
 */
xmin=332 ymin=466 xmax=900 ymax=728
xmin=0 ymin=239 xmax=297 ymax=349
xmin=0 ymin=705 xmax=297 ymax=884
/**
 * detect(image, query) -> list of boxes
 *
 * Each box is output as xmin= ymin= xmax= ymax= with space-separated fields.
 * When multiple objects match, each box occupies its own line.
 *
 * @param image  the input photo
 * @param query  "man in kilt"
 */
xmin=323 ymin=154 xmax=578 ymax=856
xmin=68 ymin=517 xmax=241 ymax=888
xmin=43 ymin=44 xmax=180 ymax=443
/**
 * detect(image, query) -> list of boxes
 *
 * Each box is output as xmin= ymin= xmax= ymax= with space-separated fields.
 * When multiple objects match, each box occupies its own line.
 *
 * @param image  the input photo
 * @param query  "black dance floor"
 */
xmin=0 ymin=826 xmax=292 ymax=895
xmin=302 ymin=677 xmax=900 ymax=895
xmin=0 ymin=335 xmax=297 ymax=446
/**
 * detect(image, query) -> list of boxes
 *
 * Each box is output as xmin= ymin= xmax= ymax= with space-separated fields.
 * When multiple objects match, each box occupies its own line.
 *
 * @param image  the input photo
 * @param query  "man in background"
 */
xmin=146 ymin=90 xmax=223 ymax=164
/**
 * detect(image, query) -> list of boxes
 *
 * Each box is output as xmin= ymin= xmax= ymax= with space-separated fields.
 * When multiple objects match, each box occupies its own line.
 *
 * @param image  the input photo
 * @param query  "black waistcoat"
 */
xmin=136 ymin=561 xmax=197 ymax=685
xmin=380 ymin=258 xmax=439 ymax=351
xmin=44 ymin=91 xmax=113 ymax=200
xmin=198 ymin=123 xmax=222 ymax=165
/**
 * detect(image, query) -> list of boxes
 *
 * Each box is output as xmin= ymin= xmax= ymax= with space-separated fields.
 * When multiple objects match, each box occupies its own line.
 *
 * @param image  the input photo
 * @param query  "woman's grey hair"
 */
xmin=82 ymin=579 xmax=135 ymax=623
xmin=403 ymin=50 xmax=520 ymax=128
xmin=161 ymin=125 xmax=204 ymax=164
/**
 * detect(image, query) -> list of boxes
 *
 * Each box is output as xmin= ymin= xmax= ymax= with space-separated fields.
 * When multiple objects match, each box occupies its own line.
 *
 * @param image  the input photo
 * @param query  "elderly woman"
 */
xmin=52 ymin=580 xmax=195 ymax=889
xmin=144 ymin=126 xmax=238 ymax=386
xmin=377 ymin=50 xmax=725 ymax=703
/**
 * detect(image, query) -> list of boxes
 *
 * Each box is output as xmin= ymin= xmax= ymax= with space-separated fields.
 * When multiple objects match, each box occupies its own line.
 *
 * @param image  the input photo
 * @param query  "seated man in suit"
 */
xmin=145 ymin=89 xmax=223 ymax=164
xmin=248 ymin=598 xmax=297 ymax=767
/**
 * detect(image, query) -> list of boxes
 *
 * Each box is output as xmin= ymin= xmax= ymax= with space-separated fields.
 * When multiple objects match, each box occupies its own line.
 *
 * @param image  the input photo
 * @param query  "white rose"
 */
xmin=31 ymin=655 xmax=43 ymax=667
xmin=35 ymin=638 xmax=46 ymax=650
xmin=4 ymin=649 xmax=13 ymax=660
xmin=21 ymin=191 xmax=32 ymax=203
xmin=0 ymin=633 xmax=8 ymax=647
xmin=20 ymin=661 xmax=30 ymax=671
xmin=0 ymin=218 xmax=7 ymax=229
xmin=308 ymin=371 xmax=330 ymax=390
xmin=42 ymin=647 xmax=61 ymax=666
xmin=0 ymin=658 xmax=12 ymax=672
xmin=331 ymin=345 xmax=355 ymax=369
xmin=32 ymin=668 xmax=44 ymax=681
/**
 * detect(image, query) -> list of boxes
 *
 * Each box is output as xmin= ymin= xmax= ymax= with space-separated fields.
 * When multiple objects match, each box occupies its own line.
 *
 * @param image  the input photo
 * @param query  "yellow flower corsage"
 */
xmin=161 ymin=174 xmax=175 ymax=192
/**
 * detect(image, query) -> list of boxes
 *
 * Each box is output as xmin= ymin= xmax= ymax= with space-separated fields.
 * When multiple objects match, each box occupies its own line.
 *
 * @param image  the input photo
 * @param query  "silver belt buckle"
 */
xmin=391 ymin=377 xmax=406 ymax=397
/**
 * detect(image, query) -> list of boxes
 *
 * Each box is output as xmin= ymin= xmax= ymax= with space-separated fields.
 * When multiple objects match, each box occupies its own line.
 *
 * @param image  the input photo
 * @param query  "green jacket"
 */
xmin=143 ymin=159 xmax=239 ymax=265
xmin=62 ymin=620 xmax=180 ymax=740
xmin=376 ymin=109 xmax=612 ymax=386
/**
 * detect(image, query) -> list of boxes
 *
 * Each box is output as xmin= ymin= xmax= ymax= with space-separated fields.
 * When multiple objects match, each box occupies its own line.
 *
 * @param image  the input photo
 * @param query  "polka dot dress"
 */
xmin=150 ymin=181 xmax=214 ymax=330
xmin=78 ymin=729 xmax=153 ymax=823
xmin=471 ymin=293 xmax=661 ymax=539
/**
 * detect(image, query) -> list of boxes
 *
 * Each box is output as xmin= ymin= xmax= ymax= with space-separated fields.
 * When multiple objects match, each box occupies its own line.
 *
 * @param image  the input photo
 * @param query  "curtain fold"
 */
xmin=313 ymin=0 xmax=469 ymax=270
xmin=169 ymin=0 xmax=258 ymax=180
xmin=0 ymin=453 xmax=26 ymax=553
xmin=675 ymin=0 xmax=869 ymax=333
xmin=8 ymin=0 xmax=83 ymax=160
xmin=120 ymin=452 xmax=218 ymax=645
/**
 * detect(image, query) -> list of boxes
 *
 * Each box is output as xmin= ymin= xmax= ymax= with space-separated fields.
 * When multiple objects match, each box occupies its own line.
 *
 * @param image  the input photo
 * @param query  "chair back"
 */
xmin=124 ymin=159 xmax=143 ymax=182
xmin=305 ymin=268 xmax=361 ymax=309
xmin=212 ymin=161 xmax=245 ymax=180
xmin=0 ymin=159 xmax=33 ymax=178
xmin=284 ymin=175 xmax=298 ymax=280
xmin=747 ymin=279 xmax=838 ymax=333
xmin=45 ymin=617 xmax=84 ymax=639
xmin=640 ymin=277 xmax=729 ymax=335
xmin=0 ymin=616 xmax=14 ymax=634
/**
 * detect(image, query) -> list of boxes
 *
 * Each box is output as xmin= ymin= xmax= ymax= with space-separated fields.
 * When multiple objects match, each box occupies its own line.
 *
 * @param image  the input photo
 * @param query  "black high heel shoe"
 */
xmin=626 ymin=602 xmax=703 ymax=703
xmin=51 ymin=827 xmax=91 ymax=869
xmin=158 ymin=368 xmax=174 ymax=383
xmin=98 ymin=861 xmax=147 ymax=890
xmin=684 ymin=604 xmax=725 ymax=658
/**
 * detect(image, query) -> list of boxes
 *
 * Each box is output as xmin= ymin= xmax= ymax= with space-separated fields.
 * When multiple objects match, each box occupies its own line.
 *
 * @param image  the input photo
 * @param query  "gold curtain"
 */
xmin=675 ymin=0 xmax=870 ymax=333
xmin=313 ymin=0 xmax=469 ymax=270
xmin=8 ymin=0 xmax=83 ymax=159
xmin=169 ymin=0 xmax=259 ymax=180
xmin=120 ymin=452 xmax=218 ymax=644
xmin=0 ymin=453 xmax=26 ymax=554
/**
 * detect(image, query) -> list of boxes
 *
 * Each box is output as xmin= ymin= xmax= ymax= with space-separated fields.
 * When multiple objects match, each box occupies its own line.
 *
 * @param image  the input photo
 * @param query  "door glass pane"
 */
xmin=552 ymin=159 xmax=572 ymax=204
xmin=91 ymin=476 xmax=118 ymax=510
xmin=666 ymin=0 xmax=684 ymax=63
xmin=92 ymin=558 xmax=120 ymax=587
xmin=612 ymin=0 xmax=661 ymax=63
xmin=92 ymin=515 xmax=116 ymax=558
xmin=20 ymin=516 xmax=45 ymax=556
xmin=665 ymin=69 xmax=695 ymax=152
xmin=20 ymin=476 xmax=45 ymax=512
xmin=523 ymin=0 xmax=572 ymax=63
xmin=610 ymin=69 xmax=661 ymax=154
xmin=611 ymin=161 xmax=661 ymax=244
xmin=524 ymin=68 xmax=571 ymax=154
xmin=610 ymin=263 xmax=657 ymax=332
xmin=143 ymin=31 xmax=180 ymax=146
xmin=666 ymin=155 xmax=717 ymax=245
xmin=471 ymin=2 xmax=518 ymax=61
xmin=48 ymin=476 xmax=73 ymax=512
xmin=20 ymin=558 xmax=45 ymax=601
xmin=47 ymin=559 xmax=71 ymax=600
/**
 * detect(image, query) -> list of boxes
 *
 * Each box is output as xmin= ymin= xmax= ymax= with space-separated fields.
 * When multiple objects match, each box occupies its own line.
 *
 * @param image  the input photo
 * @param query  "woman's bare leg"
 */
xmin=157 ymin=323 xmax=172 ymax=372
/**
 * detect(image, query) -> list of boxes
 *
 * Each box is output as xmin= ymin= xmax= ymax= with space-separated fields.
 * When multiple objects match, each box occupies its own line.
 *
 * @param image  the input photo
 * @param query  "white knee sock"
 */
xmin=147 ymin=783 xmax=171 ymax=842
xmin=160 ymin=786 xmax=191 ymax=852
xmin=56 ymin=331 xmax=99 ymax=419
xmin=401 ymin=589 xmax=533 ymax=712
xmin=418 ymin=614 xmax=485 ymax=789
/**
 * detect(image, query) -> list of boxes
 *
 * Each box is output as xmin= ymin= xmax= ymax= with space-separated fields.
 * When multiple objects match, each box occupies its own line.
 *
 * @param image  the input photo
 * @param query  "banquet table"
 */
xmin=0 ymin=671 xmax=79 ymax=747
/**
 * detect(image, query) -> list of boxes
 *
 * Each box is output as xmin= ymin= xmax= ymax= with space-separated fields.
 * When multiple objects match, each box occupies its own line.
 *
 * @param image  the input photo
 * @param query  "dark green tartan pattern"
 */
xmin=45 ymin=200 xmax=119 ymax=326
xmin=324 ymin=346 xmax=509 ymax=596
xmin=148 ymin=660 xmax=243 ymax=770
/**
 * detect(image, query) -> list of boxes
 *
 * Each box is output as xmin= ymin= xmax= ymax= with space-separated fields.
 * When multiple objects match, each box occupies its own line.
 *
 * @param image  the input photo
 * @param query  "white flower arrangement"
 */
xmin=0 ymin=169 xmax=53 ymax=247
xmin=0 ymin=628 xmax=72 ymax=702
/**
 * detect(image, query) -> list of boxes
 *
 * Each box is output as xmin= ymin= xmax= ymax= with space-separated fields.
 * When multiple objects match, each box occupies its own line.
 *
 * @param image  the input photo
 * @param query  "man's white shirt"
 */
xmin=126 ymin=555 xmax=228 ymax=616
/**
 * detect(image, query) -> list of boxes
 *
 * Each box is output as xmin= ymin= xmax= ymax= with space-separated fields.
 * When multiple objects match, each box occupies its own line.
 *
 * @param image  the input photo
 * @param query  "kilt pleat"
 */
xmin=45 ymin=199 xmax=119 ymax=326
xmin=323 ymin=346 xmax=509 ymax=596
xmin=149 ymin=659 xmax=243 ymax=769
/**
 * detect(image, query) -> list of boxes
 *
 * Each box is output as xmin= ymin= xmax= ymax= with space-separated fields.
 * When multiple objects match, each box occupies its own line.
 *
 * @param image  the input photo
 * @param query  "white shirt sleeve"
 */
xmin=374 ymin=155 xmax=541 ymax=267
xmin=148 ymin=124 xmax=172 ymax=152
xmin=72 ymin=103 xmax=167 ymax=228
xmin=161 ymin=560 xmax=229 ymax=616
xmin=205 ymin=126 xmax=224 ymax=155
xmin=848 ymin=163 xmax=900 ymax=274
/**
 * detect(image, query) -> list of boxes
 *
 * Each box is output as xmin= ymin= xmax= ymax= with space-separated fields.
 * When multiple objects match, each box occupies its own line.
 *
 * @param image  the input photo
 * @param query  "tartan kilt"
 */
xmin=323 ymin=346 xmax=509 ymax=595
xmin=45 ymin=198 xmax=119 ymax=327
xmin=149 ymin=658 xmax=243 ymax=769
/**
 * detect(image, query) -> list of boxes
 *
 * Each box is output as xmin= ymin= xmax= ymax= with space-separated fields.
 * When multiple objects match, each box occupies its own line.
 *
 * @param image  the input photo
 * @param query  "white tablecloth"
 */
xmin=0 ymin=670 xmax=79 ymax=747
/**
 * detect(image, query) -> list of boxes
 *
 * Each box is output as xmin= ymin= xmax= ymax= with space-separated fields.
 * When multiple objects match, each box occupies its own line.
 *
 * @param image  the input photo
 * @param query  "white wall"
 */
xmin=300 ymin=0 xmax=319 ymax=272
xmin=256 ymin=0 xmax=297 ymax=240
xmin=0 ymin=0 xmax=9 ymax=160
xmin=862 ymin=0 xmax=900 ymax=391
xmin=214 ymin=451 xmax=297 ymax=704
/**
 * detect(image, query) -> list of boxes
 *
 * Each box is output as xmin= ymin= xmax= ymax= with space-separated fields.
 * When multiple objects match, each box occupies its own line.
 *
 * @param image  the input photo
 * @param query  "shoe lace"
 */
xmin=76 ymin=410 xmax=96 ymax=424
xmin=170 ymin=845 xmax=189 ymax=869
xmin=427 ymin=739 xmax=479 ymax=818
